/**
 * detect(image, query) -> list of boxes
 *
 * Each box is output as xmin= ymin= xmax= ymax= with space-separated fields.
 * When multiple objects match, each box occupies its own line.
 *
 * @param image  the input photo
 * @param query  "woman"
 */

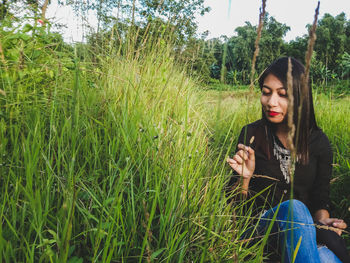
xmin=226 ymin=57 xmax=348 ymax=262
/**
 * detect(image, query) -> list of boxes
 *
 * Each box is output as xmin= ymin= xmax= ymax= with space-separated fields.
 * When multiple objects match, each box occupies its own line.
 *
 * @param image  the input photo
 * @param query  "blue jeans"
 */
xmin=256 ymin=199 xmax=342 ymax=263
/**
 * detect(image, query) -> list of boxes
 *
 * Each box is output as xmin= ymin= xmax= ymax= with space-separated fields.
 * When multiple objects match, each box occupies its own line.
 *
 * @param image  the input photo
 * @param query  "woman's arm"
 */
xmin=227 ymin=144 xmax=255 ymax=195
xmin=314 ymin=209 xmax=330 ymax=221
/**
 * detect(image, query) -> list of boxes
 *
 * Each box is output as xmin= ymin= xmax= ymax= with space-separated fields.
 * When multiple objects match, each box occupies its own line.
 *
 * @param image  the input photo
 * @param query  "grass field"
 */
xmin=0 ymin=43 xmax=349 ymax=262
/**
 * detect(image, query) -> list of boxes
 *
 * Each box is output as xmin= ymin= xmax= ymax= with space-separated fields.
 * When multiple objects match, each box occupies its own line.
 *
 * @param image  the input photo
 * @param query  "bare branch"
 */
xmin=249 ymin=0 xmax=266 ymax=92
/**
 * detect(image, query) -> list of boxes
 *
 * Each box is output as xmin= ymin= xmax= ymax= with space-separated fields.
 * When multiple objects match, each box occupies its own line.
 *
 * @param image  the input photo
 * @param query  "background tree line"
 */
xmin=1 ymin=0 xmax=350 ymax=88
xmin=184 ymin=12 xmax=350 ymax=86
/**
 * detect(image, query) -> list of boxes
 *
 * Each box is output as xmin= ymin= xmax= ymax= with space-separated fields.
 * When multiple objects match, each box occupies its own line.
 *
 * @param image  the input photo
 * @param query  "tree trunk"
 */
xmin=41 ymin=0 xmax=50 ymax=20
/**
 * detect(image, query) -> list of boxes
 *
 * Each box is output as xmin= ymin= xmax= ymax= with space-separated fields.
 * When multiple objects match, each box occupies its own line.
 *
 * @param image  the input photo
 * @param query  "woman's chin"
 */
xmin=266 ymin=116 xmax=284 ymax=124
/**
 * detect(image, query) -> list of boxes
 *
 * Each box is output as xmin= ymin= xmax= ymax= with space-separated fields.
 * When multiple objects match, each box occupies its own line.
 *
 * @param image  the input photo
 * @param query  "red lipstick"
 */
xmin=267 ymin=111 xmax=279 ymax=117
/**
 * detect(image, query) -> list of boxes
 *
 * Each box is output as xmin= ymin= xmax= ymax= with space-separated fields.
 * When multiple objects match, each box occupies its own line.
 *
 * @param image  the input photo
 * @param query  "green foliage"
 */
xmin=0 ymin=18 xmax=265 ymax=262
xmin=341 ymin=51 xmax=350 ymax=78
xmin=194 ymin=14 xmax=290 ymax=85
xmin=282 ymin=36 xmax=308 ymax=63
xmin=66 ymin=0 xmax=209 ymax=43
xmin=314 ymin=13 xmax=349 ymax=74
xmin=138 ymin=0 xmax=210 ymax=41
xmin=0 ymin=18 xmax=73 ymax=93
xmin=175 ymin=37 xmax=217 ymax=83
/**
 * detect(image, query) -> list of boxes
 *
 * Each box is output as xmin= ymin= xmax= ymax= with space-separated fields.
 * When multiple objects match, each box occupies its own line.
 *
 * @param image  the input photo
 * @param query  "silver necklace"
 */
xmin=272 ymin=135 xmax=291 ymax=184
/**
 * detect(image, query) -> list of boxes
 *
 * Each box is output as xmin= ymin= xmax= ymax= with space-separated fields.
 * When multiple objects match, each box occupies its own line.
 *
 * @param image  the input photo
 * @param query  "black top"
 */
xmin=229 ymin=119 xmax=332 ymax=216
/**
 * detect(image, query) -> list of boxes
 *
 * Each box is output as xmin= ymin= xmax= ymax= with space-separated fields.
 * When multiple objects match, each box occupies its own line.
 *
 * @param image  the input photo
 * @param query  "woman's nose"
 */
xmin=267 ymin=93 xmax=279 ymax=107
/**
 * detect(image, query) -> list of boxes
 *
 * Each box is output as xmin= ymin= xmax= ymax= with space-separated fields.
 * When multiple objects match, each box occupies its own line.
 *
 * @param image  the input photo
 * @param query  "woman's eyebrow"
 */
xmin=262 ymin=85 xmax=285 ymax=90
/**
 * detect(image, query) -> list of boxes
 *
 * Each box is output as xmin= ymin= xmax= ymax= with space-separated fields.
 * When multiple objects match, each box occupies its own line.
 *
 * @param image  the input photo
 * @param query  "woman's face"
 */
xmin=260 ymin=73 xmax=288 ymax=124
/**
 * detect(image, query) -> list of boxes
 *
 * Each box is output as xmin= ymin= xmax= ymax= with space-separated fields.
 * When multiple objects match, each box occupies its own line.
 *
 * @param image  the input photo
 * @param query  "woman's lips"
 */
xmin=267 ymin=111 xmax=280 ymax=117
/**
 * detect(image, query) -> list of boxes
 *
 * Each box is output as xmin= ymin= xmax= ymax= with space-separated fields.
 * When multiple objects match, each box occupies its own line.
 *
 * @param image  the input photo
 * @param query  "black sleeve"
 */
xmin=236 ymin=125 xmax=251 ymax=148
xmin=309 ymin=132 xmax=332 ymax=215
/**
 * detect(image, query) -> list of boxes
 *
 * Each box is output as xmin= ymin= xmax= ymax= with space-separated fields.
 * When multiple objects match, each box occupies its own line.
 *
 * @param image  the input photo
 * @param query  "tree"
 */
xmin=257 ymin=15 xmax=290 ymax=73
xmin=138 ymin=0 xmax=209 ymax=42
xmin=65 ymin=0 xmax=209 ymax=43
xmin=223 ymin=14 xmax=289 ymax=84
xmin=0 ymin=0 xmax=50 ymax=21
xmin=227 ymin=21 xmax=257 ymax=81
xmin=314 ymin=13 xmax=348 ymax=74
xmin=282 ymin=36 xmax=308 ymax=64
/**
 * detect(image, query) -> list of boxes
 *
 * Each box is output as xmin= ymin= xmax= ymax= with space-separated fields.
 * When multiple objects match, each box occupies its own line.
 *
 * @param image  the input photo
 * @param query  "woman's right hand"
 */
xmin=227 ymin=144 xmax=255 ymax=179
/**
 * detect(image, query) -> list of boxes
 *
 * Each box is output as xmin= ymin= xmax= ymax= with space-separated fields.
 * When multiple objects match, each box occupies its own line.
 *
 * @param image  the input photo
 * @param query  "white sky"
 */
xmin=46 ymin=1 xmax=96 ymax=43
xmin=197 ymin=0 xmax=350 ymax=41
xmin=46 ymin=0 xmax=350 ymax=42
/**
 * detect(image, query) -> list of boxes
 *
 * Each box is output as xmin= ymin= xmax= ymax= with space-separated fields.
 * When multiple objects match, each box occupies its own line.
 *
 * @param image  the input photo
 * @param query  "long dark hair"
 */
xmin=258 ymin=57 xmax=318 ymax=164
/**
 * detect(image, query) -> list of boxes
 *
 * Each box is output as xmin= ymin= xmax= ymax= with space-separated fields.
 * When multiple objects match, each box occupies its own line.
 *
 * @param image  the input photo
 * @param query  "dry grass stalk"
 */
xmin=286 ymin=58 xmax=295 ymax=156
xmin=296 ymin=1 xmax=320 ymax=159
xmin=304 ymin=1 xmax=320 ymax=83
xmin=298 ymin=1 xmax=320 ymax=132
xmin=315 ymin=224 xmax=350 ymax=235
xmin=41 ymin=0 xmax=49 ymax=20
xmin=0 ymin=41 xmax=8 ymax=71
xmin=249 ymin=0 xmax=266 ymax=92
xmin=142 ymin=200 xmax=153 ymax=263
xmin=252 ymin=174 xmax=279 ymax=181
xmin=0 ymin=37 xmax=8 ymax=96
xmin=286 ymin=58 xmax=296 ymax=184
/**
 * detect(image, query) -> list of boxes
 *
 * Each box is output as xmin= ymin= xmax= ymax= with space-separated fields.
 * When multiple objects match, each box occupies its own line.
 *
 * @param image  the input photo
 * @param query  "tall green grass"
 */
xmin=0 ymin=35 xmax=270 ymax=261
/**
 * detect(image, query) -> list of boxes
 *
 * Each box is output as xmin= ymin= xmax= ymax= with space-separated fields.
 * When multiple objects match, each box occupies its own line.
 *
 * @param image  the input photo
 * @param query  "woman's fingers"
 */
xmin=323 ymin=218 xmax=346 ymax=228
xmin=227 ymin=144 xmax=255 ymax=178
xmin=226 ymin=158 xmax=239 ymax=172
xmin=237 ymin=144 xmax=255 ymax=161
xmin=320 ymin=218 xmax=348 ymax=235
xmin=247 ymin=146 xmax=255 ymax=161
xmin=233 ymin=153 xmax=244 ymax=164
xmin=237 ymin=150 xmax=248 ymax=161
xmin=227 ymin=157 xmax=236 ymax=165
xmin=332 ymin=220 xmax=347 ymax=230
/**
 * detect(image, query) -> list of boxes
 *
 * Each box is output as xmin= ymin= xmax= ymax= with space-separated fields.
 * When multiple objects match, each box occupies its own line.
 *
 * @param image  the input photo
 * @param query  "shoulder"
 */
xmin=310 ymin=128 xmax=330 ymax=145
xmin=309 ymin=128 xmax=332 ymax=155
xmin=240 ymin=119 xmax=265 ymax=133
xmin=238 ymin=119 xmax=266 ymax=145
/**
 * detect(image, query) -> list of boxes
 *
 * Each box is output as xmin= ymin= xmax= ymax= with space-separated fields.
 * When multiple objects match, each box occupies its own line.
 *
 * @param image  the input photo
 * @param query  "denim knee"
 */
xmin=278 ymin=199 xmax=314 ymax=225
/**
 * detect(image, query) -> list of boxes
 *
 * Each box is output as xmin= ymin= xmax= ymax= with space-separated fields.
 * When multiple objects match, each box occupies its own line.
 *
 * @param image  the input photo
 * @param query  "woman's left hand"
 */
xmin=318 ymin=218 xmax=348 ymax=236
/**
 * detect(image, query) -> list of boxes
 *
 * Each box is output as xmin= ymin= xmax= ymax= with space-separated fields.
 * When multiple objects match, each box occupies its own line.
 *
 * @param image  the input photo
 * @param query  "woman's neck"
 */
xmin=275 ymin=124 xmax=290 ymax=149
xmin=275 ymin=123 xmax=289 ymax=135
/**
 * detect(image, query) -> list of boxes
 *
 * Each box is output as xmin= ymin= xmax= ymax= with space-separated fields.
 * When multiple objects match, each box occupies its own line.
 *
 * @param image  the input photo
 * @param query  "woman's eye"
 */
xmin=279 ymin=92 xmax=287 ymax=97
xmin=262 ymin=89 xmax=270 ymax=95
